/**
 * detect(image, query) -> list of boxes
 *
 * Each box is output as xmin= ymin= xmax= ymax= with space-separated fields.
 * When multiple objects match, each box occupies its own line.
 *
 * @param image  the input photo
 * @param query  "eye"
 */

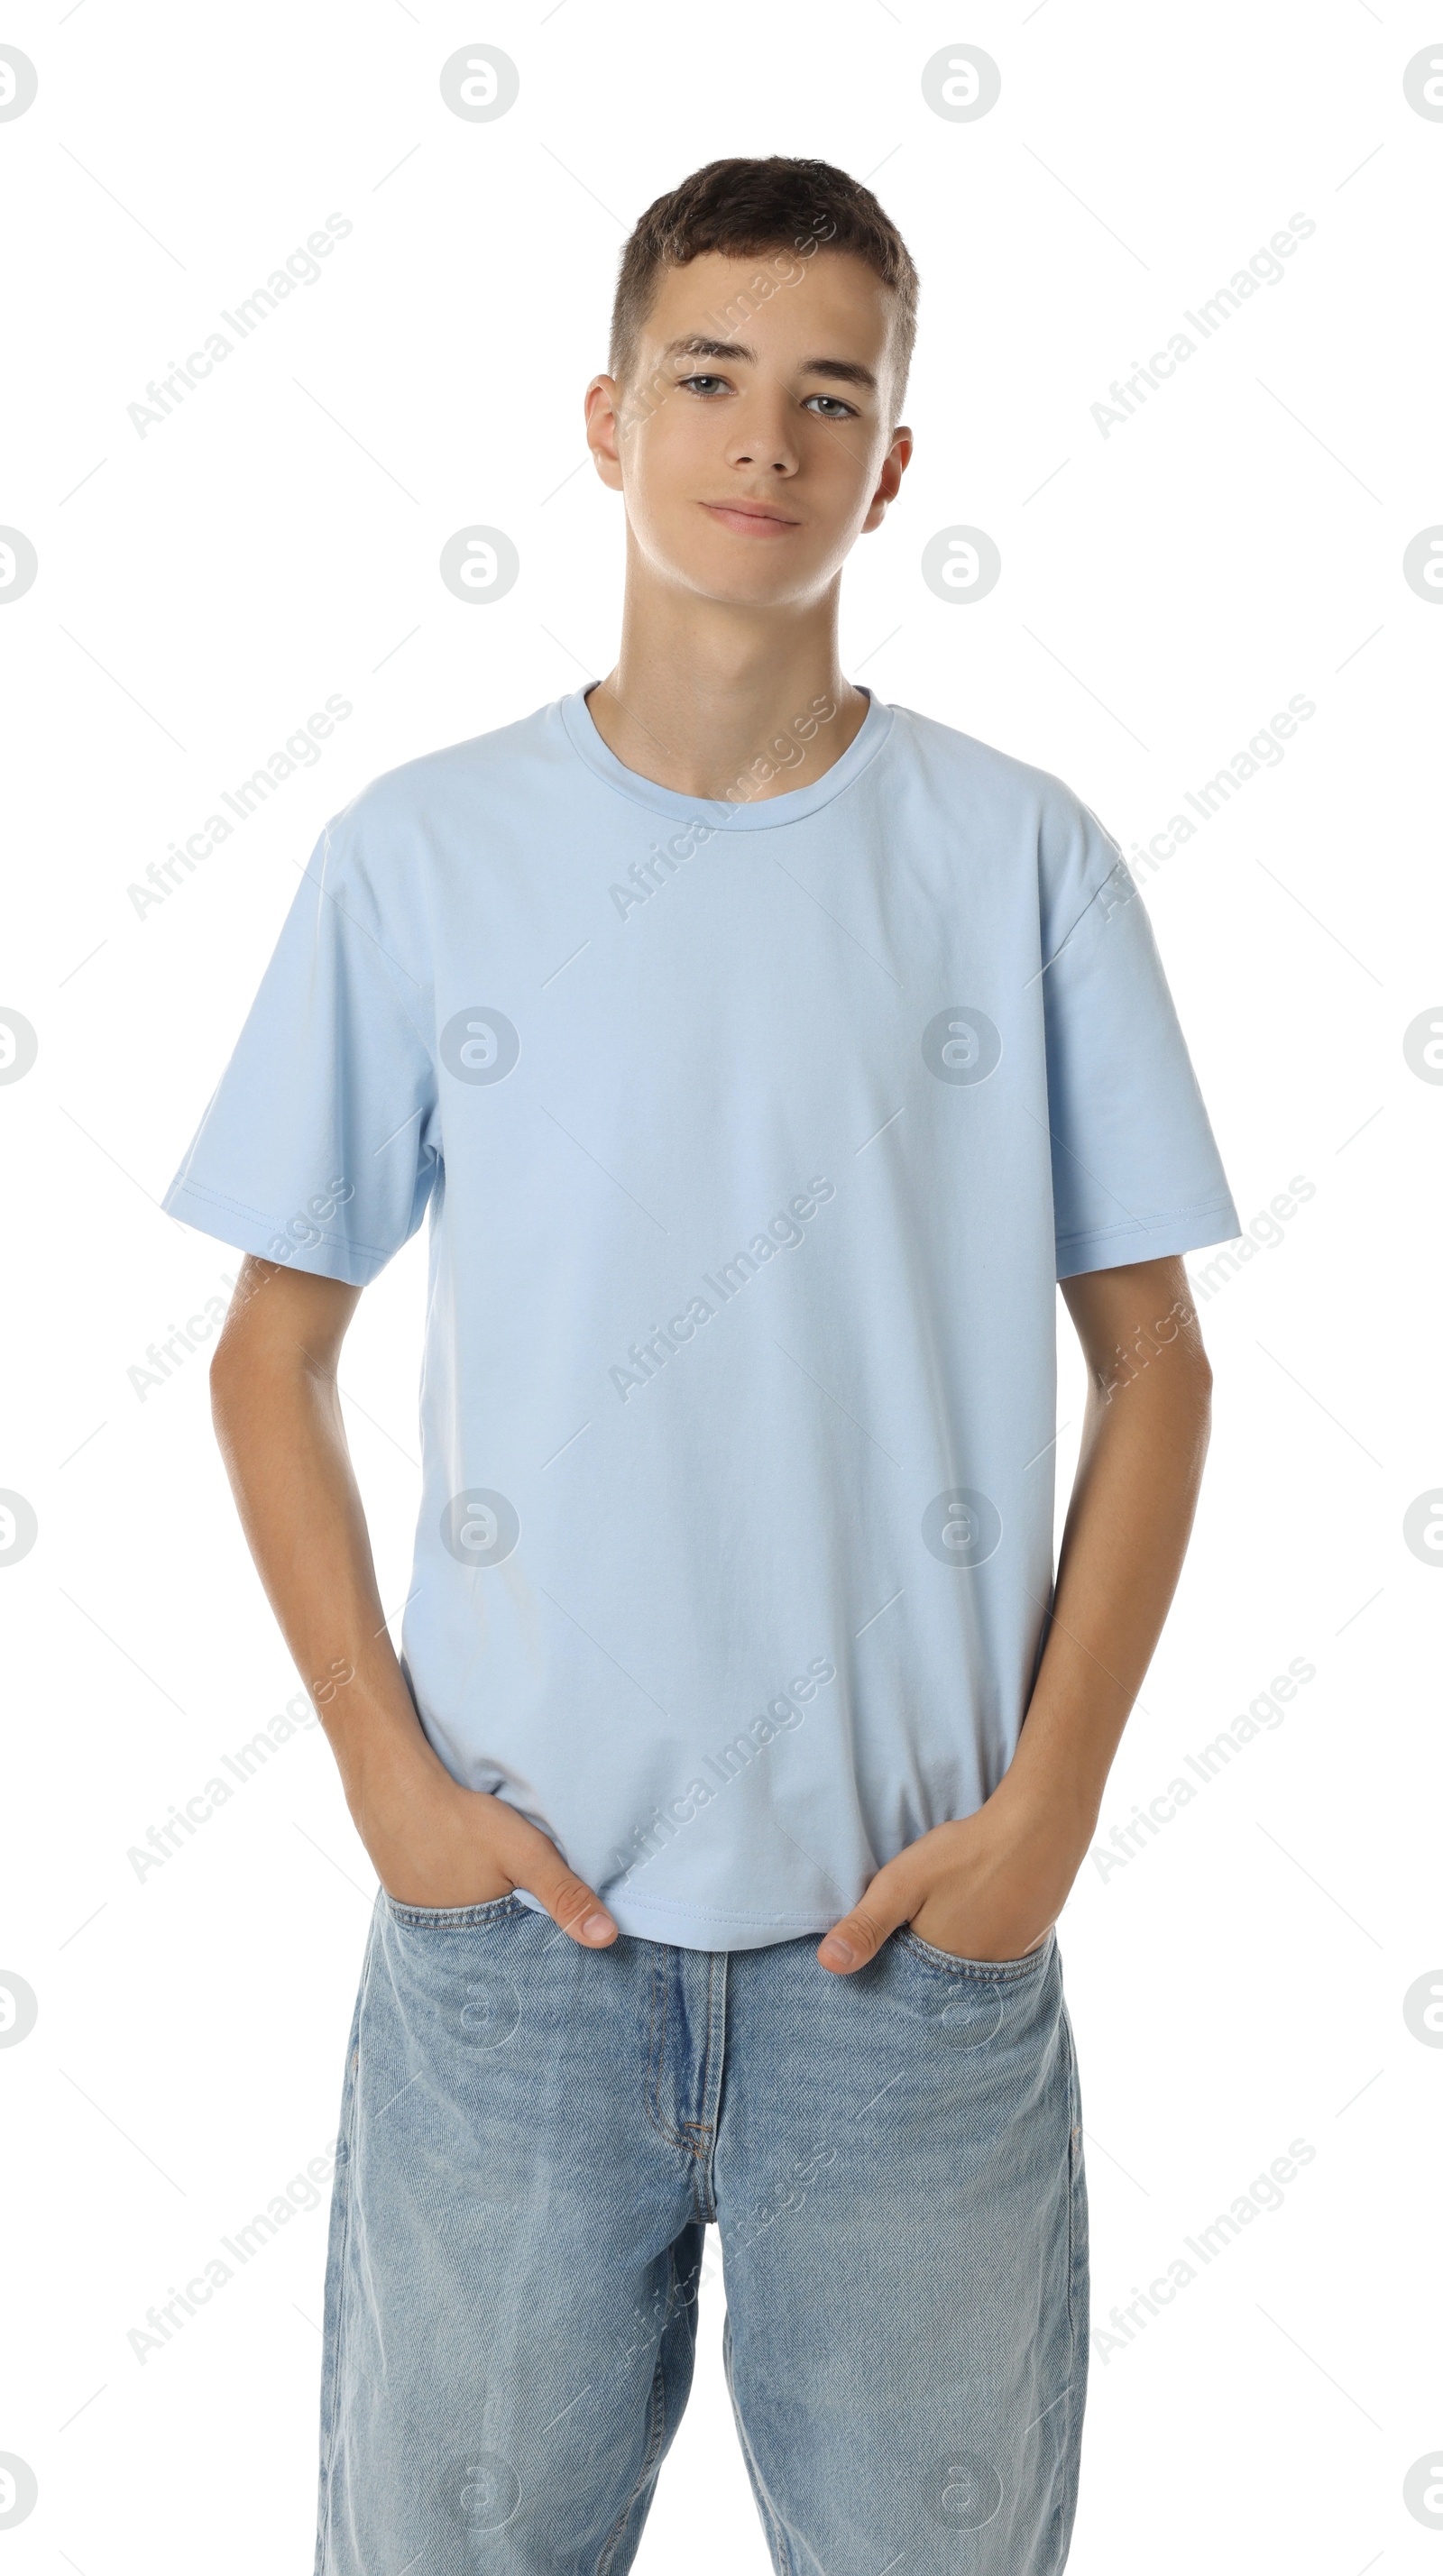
xmin=678 ymin=373 xmax=730 ymax=397
xmin=804 ymin=394 xmax=859 ymax=419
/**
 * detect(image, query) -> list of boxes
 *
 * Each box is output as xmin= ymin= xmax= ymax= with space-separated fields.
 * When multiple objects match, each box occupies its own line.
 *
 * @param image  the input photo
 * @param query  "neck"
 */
xmin=584 ymin=538 xmax=869 ymax=803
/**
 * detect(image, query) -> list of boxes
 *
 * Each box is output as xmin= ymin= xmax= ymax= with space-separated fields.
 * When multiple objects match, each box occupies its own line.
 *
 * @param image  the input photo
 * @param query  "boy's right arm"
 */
xmin=207 ymin=1257 xmax=619 ymax=1945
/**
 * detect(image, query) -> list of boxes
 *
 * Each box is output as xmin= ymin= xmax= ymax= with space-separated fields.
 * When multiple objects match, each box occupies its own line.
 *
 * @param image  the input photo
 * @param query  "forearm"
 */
xmin=819 ymin=1256 xmax=1216 ymax=1968
xmin=1002 ymin=1338 xmax=1213 ymax=1838
xmin=209 ymin=1279 xmax=438 ymax=1810
xmin=207 ymin=1262 xmax=616 ymax=1932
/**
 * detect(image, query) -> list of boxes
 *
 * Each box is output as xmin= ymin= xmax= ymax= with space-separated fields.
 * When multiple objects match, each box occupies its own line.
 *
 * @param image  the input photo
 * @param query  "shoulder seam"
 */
xmin=297 ymin=832 xmax=434 ymax=1058
xmin=1041 ymin=850 xmax=1135 ymax=977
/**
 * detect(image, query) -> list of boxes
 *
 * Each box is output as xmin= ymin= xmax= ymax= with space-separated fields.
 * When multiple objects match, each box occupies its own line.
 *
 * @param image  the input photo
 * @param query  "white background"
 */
xmin=2 ymin=2 xmax=1439 ymax=2568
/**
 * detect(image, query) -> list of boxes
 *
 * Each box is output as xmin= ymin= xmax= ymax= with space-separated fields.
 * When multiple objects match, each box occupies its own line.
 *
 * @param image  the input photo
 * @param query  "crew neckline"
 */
xmin=559 ymin=681 xmax=894 ymax=831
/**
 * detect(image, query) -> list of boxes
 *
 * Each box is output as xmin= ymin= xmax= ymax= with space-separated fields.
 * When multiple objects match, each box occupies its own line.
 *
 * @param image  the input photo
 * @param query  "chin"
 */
xmin=676 ymin=547 xmax=827 ymax=610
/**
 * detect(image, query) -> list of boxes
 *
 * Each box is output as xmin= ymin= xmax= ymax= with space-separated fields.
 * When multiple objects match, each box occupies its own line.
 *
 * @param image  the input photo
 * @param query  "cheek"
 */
xmin=621 ymin=403 xmax=715 ymax=511
xmin=804 ymin=423 xmax=890 ymax=512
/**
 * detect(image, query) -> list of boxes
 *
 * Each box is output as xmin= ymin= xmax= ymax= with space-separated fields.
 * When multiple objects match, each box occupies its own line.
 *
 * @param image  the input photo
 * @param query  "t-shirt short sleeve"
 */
xmin=1042 ymin=818 xmax=1240 ymax=1280
xmin=161 ymin=816 xmax=438 ymax=1286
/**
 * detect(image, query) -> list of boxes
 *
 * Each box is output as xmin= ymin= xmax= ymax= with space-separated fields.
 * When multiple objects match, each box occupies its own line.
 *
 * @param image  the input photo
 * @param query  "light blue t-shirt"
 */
xmin=164 ymin=684 xmax=1240 ymax=1948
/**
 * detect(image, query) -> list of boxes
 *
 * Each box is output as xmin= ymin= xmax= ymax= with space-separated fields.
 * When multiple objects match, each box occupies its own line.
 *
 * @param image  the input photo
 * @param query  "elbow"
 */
xmin=208 ymin=1297 xmax=270 ymax=1429
xmin=208 ymin=1329 xmax=245 ymax=1434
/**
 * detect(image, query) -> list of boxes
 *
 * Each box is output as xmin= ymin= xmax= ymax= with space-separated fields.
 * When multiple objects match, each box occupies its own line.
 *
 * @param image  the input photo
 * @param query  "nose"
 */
xmin=727 ymin=381 xmax=800 ymax=478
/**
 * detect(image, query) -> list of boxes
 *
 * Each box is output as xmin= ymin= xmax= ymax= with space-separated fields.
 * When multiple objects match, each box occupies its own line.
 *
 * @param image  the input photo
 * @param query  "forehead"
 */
xmin=640 ymin=247 xmax=897 ymax=368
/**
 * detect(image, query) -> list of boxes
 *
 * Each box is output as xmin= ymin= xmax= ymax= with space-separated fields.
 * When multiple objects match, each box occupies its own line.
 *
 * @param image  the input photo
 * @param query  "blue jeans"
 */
xmin=315 ymin=1893 xmax=1089 ymax=2574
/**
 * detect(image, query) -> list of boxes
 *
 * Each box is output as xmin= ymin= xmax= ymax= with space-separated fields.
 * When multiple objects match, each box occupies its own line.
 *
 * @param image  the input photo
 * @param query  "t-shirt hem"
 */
xmin=161 ymin=1178 xmax=393 ymax=1288
xmin=1056 ymin=1196 xmax=1242 ymax=1279
xmin=515 ymin=1884 xmax=833 ymax=1950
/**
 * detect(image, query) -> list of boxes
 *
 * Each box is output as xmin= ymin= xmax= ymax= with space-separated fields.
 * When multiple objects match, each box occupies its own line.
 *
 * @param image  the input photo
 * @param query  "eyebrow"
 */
xmin=658 ymin=335 xmax=878 ymax=392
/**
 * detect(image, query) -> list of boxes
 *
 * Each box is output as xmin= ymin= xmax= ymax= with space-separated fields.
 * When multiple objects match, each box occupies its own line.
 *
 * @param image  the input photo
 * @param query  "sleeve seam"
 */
xmin=165 ymin=1176 xmax=403 ymax=1264
xmin=1056 ymin=1197 xmax=1238 ymax=1252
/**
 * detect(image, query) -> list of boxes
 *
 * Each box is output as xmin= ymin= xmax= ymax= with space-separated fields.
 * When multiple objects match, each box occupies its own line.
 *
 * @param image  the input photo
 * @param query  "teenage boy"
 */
xmin=164 ymin=158 xmax=1239 ymax=2576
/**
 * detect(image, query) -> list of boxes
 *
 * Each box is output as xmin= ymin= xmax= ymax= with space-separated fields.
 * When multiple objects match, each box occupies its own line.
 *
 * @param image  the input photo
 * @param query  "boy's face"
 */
xmin=585 ymin=249 xmax=913 ymax=610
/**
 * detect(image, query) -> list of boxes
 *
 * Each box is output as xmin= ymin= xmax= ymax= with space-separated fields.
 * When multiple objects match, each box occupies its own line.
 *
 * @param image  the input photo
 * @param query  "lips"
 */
xmin=700 ymin=500 xmax=801 ymax=534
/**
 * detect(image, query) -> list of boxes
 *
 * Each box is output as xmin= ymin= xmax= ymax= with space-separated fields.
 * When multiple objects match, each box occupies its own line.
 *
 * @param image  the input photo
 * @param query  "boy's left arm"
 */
xmin=818 ymin=1252 xmax=1213 ymax=1972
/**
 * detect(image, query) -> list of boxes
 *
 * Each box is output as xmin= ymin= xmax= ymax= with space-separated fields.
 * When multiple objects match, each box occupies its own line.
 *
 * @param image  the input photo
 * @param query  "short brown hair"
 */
xmin=609 ymin=157 xmax=919 ymax=417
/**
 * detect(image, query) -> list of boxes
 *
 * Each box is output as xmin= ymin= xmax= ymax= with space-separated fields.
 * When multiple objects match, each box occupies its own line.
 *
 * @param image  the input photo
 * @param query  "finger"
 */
xmin=817 ymin=1862 xmax=919 ymax=1975
xmin=496 ymin=1814 xmax=618 ymax=1946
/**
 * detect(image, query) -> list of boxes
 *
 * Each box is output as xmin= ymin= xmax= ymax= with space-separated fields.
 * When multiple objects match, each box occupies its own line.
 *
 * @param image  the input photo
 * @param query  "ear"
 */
xmin=584 ymin=375 xmax=626 ymax=492
xmin=861 ymin=425 xmax=914 ymax=535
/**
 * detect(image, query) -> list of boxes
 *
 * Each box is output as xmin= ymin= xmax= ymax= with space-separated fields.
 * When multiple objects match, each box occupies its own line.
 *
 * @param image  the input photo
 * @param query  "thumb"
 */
xmin=817 ymin=1857 xmax=919 ymax=1976
xmin=495 ymin=1812 xmax=618 ymax=1948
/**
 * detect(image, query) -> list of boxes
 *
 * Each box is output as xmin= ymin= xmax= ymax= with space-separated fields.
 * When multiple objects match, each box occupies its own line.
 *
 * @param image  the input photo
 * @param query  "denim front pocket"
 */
xmin=893 ymin=1923 xmax=1056 ymax=1981
xmin=381 ymin=1889 xmax=528 ymax=1930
